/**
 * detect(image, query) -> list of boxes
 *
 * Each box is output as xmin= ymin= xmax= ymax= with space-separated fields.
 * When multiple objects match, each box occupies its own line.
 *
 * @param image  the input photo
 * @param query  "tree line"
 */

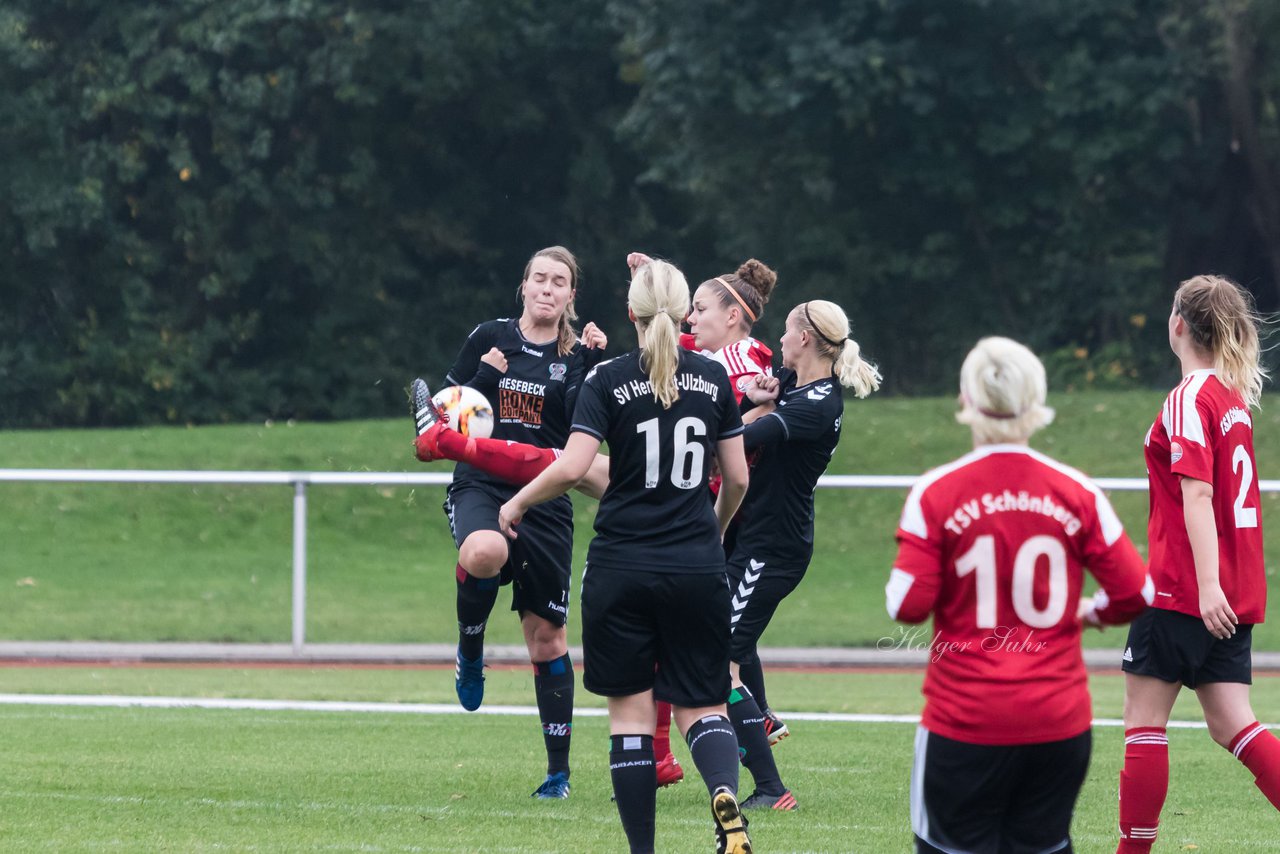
xmin=1 ymin=0 xmax=1277 ymax=427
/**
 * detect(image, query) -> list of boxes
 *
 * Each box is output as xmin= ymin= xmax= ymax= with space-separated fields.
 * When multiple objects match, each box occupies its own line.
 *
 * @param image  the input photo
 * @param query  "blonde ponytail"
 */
xmin=1176 ymin=274 xmax=1268 ymax=409
xmin=956 ymin=337 xmax=1055 ymax=444
xmin=797 ymin=300 xmax=882 ymax=398
xmin=629 ymin=260 xmax=690 ymax=409
xmin=834 ymin=337 xmax=883 ymax=399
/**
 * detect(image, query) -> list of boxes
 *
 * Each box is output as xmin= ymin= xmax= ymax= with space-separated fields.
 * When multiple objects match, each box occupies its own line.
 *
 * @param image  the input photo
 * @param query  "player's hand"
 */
xmin=743 ymin=374 xmax=780 ymax=404
xmin=481 ymin=347 xmax=508 ymax=373
xmin=581 ymin=321 xmax=608 ymax=350
xmin=1077 ymin=596 xmax=1103 ymax=631
xmin=498 ymin=499 xmax=523 ymax=539
xmin=1199 ymin=583 xmax=1238 ymax=639
xmin=626 ymin=252 xmax=654 ymax=274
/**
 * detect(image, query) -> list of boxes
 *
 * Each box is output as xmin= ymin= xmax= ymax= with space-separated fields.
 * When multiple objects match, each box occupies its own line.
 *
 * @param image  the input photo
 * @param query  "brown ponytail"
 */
xmin=703 ymin=258 xmax=777 ymax=332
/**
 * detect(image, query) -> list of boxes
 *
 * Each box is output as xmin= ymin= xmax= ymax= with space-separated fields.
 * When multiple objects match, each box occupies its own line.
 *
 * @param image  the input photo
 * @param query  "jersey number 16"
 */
xmin=636 ymin=417 xmax=706 ymax=490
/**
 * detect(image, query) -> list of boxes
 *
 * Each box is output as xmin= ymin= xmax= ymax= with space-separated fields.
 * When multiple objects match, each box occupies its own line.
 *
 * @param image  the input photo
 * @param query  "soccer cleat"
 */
xmin=762 ymin=708 xmax=789 ymax=746
xmin=531 ymin=771 xmax=570 ymax=799
xmin=410 ymin=377 xmax=447 ymax=461
xmin=741 ymin=789 xmax=797 ymax=811
xmin=712 ymin=787 xmax=752 ymax=854
xmin=454 ymin=648 xmax=485 ymax=711
xmin=655 ymin=753 xmax=684 ymax=788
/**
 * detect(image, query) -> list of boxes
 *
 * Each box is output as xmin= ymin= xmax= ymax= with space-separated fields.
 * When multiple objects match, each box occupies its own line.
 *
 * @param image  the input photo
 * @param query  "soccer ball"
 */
xmin=431 ymin=385 xmax=495 ymax=439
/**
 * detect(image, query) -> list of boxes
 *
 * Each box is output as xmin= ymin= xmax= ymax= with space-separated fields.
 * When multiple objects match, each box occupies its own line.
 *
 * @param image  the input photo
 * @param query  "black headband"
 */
xmin=804 ymin=302 xmax=848 ymax=349
xmin=1176 ymin=301 xmax=1213 ymax=347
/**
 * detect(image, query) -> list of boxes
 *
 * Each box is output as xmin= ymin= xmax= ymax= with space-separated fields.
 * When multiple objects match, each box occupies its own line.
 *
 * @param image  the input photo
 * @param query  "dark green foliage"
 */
xmin=0 ymin=1 xmax=1277 ymax=425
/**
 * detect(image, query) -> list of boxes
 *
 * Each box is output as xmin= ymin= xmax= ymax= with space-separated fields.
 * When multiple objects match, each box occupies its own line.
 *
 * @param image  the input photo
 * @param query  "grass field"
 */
xmin=3 ymin=391 xmax=1280 ymax=850
xmin=2 ymin=665 xmax=1278 ymax=852
xmin=3 ymin=390 xmax=1280 ymax=651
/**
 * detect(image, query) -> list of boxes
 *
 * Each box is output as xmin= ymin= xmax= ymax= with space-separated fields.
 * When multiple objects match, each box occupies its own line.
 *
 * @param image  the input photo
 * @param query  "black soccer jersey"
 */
xmin=571 ymin=348 xmax=743 ymax=573
xmin=444 ymin=317 xmax=600 ymax=489
xmin=734 ymin=369 xmax=844 ymax=562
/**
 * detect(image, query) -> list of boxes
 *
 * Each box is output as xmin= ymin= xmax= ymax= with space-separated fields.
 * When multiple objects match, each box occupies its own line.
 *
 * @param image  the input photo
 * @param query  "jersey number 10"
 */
xmin=636 ymin=417 xmax=707 ymax=490
xmin=955 ymin=535 xmax=1069 ymax=629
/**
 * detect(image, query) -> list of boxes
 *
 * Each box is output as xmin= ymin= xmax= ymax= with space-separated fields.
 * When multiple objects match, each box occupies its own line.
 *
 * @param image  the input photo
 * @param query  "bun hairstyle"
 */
xmin=793 ymin=300 xmax=881 ymax=398
xmin=520 ymin=245 xmax=580 ymax=357
xmin=705 ymin=258 xmax=777 ymax=330
xmin=1174 ymin=274 xmax=1268 ymax=409
xmin=630 ymin=260 xmax=691 ymax=409
xmin=956 ymin=337 xmax=1055 ymax=444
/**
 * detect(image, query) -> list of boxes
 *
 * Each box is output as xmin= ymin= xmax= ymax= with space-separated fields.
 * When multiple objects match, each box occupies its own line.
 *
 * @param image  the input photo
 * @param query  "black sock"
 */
xmin=455 ymin=564 xmax=499 ymax=660
xmin=737 ymin=650 xmax=768 ymax=711
xmin=684 ymin=714 xmax=739 ymax=797
xmin=609 ymin=733 xmax=655 ymax=854
xmin=728 ymin=686 xmax=785 ymax=796
xmin=534 ymin=653 xmax=574 ymax=775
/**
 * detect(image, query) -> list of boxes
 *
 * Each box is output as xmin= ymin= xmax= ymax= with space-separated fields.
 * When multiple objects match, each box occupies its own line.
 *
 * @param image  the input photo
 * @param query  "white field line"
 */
xmin=0 ymin=693 xmax=1249 ymax=729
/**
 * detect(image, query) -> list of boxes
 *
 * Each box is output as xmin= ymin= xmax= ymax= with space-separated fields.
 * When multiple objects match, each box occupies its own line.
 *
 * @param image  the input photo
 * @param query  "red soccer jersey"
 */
xmin=1144 ymin=370 xmax=1266 ymax=623
xmin=888 ymin=445 xmax=1151 ymax=745
xmin=680 ymin=333 xmax=772 ymax=404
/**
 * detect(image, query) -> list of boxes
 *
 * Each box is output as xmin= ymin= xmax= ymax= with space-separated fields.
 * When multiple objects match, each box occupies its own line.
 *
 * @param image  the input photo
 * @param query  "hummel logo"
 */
xmin=807 ymin=382 xmax=833 ymax=400
xmin=1123 ymin=647 xmax=1133 ymax=662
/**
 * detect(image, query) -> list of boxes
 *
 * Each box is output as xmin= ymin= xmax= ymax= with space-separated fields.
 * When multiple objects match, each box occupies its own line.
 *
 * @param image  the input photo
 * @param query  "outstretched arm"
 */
xmin=499 ymin=432 xmax=602 ymax=537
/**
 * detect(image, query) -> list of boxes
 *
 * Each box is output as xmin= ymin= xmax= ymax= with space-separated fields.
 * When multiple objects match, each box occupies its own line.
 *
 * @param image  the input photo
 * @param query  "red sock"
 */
xmin=654 ymin=701 xmax=673 ymax=760
xmin=1230 ymin=722 xmax=1280 ymax=810
xmin=436 ymin=430 xmax=559 ymax=485
xmin=1116 ymin=727 xmax=1168 ymax=853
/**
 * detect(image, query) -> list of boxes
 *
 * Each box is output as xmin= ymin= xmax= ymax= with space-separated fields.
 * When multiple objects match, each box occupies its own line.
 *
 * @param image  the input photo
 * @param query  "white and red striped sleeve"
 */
xmin=887 ymin=478 xmax=944 ymax=624
xmin=721 ymin=339 xmax=773 ymax=402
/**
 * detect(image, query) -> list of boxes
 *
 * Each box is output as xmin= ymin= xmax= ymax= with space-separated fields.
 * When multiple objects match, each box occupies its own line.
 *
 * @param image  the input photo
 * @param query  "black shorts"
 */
xmin=912 ymin=726 xmax=1091 ymax=854
xmin=580 ymin=563 xmax=731 ymax=708
xmin=1121 ymin=606 xmax=1253 ymax=688
xmin=443 ymin=479 xmax=574 ymax=627
xmin=725 ymin=551 xmax=806 ymax=663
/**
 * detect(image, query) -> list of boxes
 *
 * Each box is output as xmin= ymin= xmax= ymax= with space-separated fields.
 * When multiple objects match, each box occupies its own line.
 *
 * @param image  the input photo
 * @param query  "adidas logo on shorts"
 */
xmin=1123 ymin=647 xmax=1133 ymax=662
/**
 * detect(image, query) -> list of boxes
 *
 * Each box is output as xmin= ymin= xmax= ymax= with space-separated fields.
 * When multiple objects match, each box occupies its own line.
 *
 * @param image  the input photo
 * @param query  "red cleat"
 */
xmin=655 ymin=753 xmax=684 ymax=788
xmin=414 ymin=420 xmax=449 ymax=462
xmin=410 ymin=378 xmax=449 ymax=461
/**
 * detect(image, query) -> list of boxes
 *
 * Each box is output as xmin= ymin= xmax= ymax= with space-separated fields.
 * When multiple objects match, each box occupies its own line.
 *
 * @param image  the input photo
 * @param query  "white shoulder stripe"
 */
xmin=898 ymin=449 xmax=992 ymax=539
xmin=900 ymin=445 xmax=1125 ymax=545
xmin=720 ymin=339 xmax=767 ymax=377
xmin=1163 ymin=372 xmax=1210 ymax=446
xmin=1021 ymin=447 xmax=1125 ymax=545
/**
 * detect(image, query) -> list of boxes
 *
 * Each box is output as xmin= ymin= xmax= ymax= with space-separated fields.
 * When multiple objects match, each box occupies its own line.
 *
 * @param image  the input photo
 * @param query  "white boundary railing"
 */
xmin=4 ymin=468 xmax=1279 ymax=655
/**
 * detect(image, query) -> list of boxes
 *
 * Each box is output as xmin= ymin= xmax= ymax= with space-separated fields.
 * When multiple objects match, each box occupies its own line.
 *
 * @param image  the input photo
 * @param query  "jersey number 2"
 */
xmin=1233 ymin=445 xmax=1259 ymax=529
xmin=636 ymin=417 xmax=706 ymax=490
xmin=954 ymin=535 xmax=1069 ymax=629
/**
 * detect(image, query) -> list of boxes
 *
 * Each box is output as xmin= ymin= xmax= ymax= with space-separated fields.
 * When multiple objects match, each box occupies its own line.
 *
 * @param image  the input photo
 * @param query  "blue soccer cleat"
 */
xmin=454 ymin=648 xmax=485 ymax=711
xmin=532 ymin=771 xmax=571 ymax=799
